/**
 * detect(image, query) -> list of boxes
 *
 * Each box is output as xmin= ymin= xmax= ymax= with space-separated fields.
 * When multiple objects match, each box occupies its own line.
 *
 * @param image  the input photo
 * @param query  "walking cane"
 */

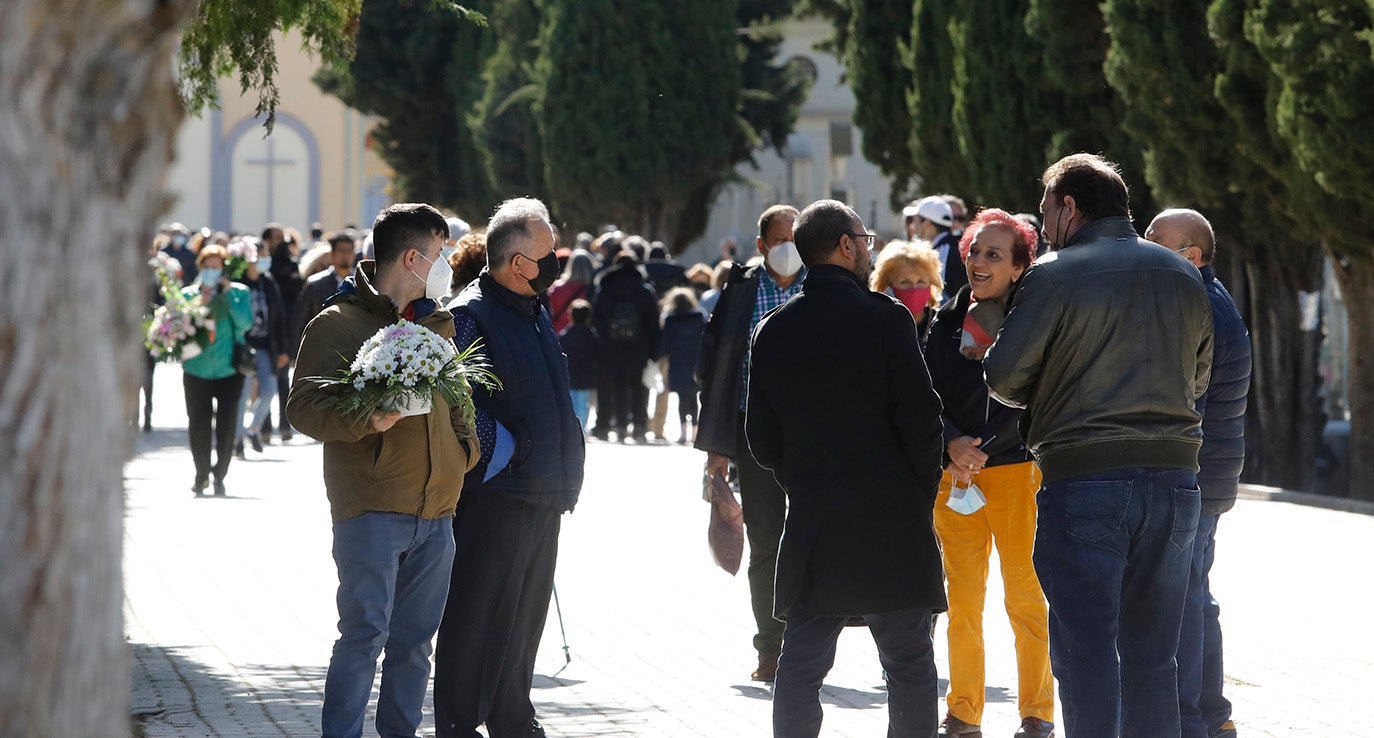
xmin=551 ymin=583 xmax=572 ymax=677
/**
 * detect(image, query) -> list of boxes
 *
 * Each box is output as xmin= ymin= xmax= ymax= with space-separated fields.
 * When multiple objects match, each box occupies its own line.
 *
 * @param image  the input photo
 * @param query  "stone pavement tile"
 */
xmin=127 ymin=363 xmax=1374 ymax=737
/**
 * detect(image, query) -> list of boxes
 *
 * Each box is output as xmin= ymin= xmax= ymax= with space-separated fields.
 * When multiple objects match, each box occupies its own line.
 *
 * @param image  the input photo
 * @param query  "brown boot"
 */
xmin=938 ymin=713 xmax=981 ymax=737
xmin=751 ymin=652 xmax=779 ymax=682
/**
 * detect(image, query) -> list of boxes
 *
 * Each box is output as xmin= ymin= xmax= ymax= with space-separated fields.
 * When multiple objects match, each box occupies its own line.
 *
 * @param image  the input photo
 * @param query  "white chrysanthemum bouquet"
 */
xmin=314 ymin=320 xmax=500 ymax=426
xmin=144 ymin=255 xmax=211 ymax=362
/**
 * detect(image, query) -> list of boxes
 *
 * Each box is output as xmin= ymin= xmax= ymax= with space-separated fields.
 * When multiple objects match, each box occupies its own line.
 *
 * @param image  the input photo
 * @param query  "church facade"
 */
xmin=164 ymin=31 xmax=393 ymax=236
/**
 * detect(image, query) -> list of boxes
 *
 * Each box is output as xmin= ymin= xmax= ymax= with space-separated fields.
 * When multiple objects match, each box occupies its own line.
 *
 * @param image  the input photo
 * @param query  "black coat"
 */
xmin=745 ymin=264 xmax=947 ymax=618
xmin=591 ymin=263 xmax=661 ymax=371
xmin=656 ymin=310 xmax=706 ymax=393
xmin=558 ymin=323 xmax=601 ymax=391
xmin=295 ymin=269 xmax=347 ymax=353
xmin=923 ymin=286 xmax=1032 ymax=469
xmin=935 ymin=231 xmax=967 ymax=301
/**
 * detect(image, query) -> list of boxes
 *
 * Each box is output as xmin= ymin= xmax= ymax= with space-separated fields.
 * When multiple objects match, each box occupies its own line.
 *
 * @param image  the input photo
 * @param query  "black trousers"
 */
xmin=675 ymin=389 xmax=699 ymax=423
xmin=735 ymin=412 xmax=787 ymax=657
xmin=434 ymin=493 xmax=561 ymax=738
xmin=182 ymin=372 xmax=244 ymax=483
xmin=773 ymin=605 xmax=938 ymax=738
xmin=597 ymin=365 xmax=648 ymax=437
xmin=141 ymin=352 xmax=156 ymax=425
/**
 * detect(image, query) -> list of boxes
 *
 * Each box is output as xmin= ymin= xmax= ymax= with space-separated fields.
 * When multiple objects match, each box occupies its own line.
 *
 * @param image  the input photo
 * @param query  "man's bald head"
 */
xmin=1146 ymin=208 xmax=1215 ymax=266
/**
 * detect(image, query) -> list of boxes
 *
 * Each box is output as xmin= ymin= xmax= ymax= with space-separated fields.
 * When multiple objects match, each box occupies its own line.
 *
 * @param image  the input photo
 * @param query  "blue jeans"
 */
xmin=773 ymin=605 xmax=938 ymax=738
xmin=569 ymin=388 xmax=592 ymax=431
xmin=1033 ymin=467 xmax=1200 ymax=738
xmin=323 ymin=513 xmax=456 ymax=738
xmin=1178 ymin=513 xmax=1230 ymax=737
xmin=236 ymin=347 xmax=277 ymax=439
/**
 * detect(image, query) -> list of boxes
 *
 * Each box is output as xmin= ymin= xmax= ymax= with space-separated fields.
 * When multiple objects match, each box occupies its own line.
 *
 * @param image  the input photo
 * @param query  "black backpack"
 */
xmin=606 ymin=300 xmax=642 ymax=343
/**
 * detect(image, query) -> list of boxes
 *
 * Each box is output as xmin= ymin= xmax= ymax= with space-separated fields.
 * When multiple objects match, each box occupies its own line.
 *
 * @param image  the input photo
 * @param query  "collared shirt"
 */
xmin=740 ymin=266 xmax=806 ymax=410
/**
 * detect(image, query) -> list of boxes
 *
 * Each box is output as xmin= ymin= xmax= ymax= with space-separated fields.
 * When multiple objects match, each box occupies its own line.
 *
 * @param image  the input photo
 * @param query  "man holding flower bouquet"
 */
xmin=288 ymin=203 xmax=481 ymax=738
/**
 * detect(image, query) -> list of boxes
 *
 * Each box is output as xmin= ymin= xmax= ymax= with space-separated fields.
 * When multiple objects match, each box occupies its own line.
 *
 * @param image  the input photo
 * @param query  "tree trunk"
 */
xmin=1329 ymin=250 xmax=1374 ymax=501
xmin=1235 ymin=241 xmax=1326 ymax=492
xmin=0 ymin=1 xmax=192 ymax=734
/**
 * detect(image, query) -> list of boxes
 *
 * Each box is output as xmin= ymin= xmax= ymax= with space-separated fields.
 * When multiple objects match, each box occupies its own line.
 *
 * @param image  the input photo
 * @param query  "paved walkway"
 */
xmin=127 ymin=364 xmax=1374 ymax=737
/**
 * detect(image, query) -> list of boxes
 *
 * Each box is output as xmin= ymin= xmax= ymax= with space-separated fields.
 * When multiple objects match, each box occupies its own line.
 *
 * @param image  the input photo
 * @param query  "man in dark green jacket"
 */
xmin=984 ymin=154 xmax=1213 ymax=738
xmin=288 ymin=203 xmax=477 ymax=738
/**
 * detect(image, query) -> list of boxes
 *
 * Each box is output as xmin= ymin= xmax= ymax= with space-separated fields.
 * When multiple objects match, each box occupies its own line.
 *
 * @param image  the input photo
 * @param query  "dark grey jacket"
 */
xmin=984 ymin=216 xmax=1214 ymax=482
xmin=693 ymin=262 xmax=762 ymax=457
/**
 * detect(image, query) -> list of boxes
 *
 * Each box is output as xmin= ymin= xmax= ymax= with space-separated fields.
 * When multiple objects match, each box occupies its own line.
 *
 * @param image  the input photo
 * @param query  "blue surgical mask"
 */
xmin=255 ymin=256 xmax=273 ymax=273
xmin=199 ymin=267 xmax=222 ymax=285
xmin=946 ymin=479 xmax=987 ymax=515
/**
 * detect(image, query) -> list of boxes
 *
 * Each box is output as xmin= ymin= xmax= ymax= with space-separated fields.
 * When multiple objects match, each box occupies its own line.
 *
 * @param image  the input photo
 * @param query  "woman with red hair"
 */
xmin=923 ymin=209 xmax=1055 ymax=738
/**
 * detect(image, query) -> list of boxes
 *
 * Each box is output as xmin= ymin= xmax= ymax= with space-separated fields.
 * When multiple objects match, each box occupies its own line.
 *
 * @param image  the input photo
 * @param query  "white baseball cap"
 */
xmin=902 ymin=196 xmax=953 ymax=227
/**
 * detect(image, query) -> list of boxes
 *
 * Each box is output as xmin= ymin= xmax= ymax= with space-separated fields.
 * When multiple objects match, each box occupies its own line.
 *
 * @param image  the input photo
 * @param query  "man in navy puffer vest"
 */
xmin=434 ymin=197 xmax=585 ymax=738
xmin=1147 ymin=209 xmax=1252 ymax=738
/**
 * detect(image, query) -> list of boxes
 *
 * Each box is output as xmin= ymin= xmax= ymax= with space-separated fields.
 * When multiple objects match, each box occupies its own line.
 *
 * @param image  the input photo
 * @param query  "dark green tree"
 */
xmin=907 ymin=0 xmax=975 ymax=199
xmin=314 ymin=0 xmax=497 ymax=216
xmin=534 ymin=1 xmax=741 ymax=240
xmin=824 ymin=0 xmax=921 ymax=208
xmin=1024 ymin=0 xmax=1155 ymax=222
xmin=673 ymin=0 xmax=812 ymax=249
xmin=1102 ymin=0 xmax=1328 ymax=492
xmin=947 ymin=0 xmax=1053 ymax=212
xmin=1244 ymin=0 xmax=1374 ymax=499
xmin=471 ymin=0 xmax=547 ymax=205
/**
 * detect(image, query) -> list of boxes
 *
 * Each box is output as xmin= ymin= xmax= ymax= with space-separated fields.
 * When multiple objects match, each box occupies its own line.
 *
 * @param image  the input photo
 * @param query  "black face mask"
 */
xmin=526 ymin=251 xmax=561 ymax=293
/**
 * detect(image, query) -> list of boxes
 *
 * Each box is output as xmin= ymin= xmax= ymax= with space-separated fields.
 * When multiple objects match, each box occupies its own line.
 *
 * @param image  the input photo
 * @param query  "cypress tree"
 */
xmin=1244 ymin=0 xmax=1374 ymax=499
xmin=1102 ymin=0 xmax=1327 ymax=492
xmin=842 ymin=0 xmax=921 ymax=207
xmin=314 ymin=0 xmax=497 ymax=215
xmin=907 ymin=0 xmax=975 ymax=198
xmin=948 ymin=0 xmax=1053 ymax=212
xmin=470 ymin=0 xmax=547 ymax=204
xmin=1024 ymin=0 xmax=1155 ymax=223
xmin=535 ymin=0 xmax=740 ymax=239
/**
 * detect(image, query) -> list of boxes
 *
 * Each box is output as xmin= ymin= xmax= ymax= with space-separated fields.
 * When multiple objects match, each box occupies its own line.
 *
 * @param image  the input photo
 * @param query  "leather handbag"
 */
xmin=232 ymin=341 xmax=257 ymax=376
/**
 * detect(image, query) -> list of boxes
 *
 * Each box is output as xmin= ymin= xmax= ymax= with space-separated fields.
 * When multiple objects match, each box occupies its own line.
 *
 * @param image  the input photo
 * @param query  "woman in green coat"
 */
xmin=181 ymin=244 xmax=252 ymax=496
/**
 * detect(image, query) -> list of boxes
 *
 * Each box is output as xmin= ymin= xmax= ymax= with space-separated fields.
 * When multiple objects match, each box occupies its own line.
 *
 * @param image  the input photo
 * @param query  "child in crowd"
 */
xmin=656 ymin=287 xmax=707 ymax=444
xmin=558 ymin=299 xmax=599 ymax=431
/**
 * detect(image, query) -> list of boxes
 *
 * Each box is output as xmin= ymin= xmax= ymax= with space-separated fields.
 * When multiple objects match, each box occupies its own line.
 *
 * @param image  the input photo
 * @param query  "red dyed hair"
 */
xmin=958 ymin=208 xmax=1038 ymax=269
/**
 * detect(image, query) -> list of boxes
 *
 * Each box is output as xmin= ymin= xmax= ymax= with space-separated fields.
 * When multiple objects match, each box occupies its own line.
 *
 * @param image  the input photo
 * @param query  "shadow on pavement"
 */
xmin=131 ymin=640 xmax=327 ymax=737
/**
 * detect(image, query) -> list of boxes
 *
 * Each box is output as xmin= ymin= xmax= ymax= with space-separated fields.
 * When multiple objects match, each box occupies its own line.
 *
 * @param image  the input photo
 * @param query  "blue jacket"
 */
xmin=449 ymin=272 xmax=585 ymax=512
xmin=1196 ymin=265 xmax=1252 ymax=513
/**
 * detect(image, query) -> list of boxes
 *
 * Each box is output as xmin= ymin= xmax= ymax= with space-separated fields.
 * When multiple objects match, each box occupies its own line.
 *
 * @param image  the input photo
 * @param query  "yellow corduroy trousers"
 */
xmin=934 ymin=461 xmax=1054 ymax=725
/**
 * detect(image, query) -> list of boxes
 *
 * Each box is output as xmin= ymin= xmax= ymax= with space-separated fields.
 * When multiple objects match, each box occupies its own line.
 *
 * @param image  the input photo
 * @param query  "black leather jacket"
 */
xmin=984 ymin=217 xmax=1214 ymax=482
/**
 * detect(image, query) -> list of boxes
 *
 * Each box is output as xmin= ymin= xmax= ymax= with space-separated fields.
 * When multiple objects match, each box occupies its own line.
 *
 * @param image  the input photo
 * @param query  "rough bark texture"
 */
xmin=1329 ymin=252 xmax=1374 ymax=501
xmin=0 ymin=1 xmax=192 ymax=734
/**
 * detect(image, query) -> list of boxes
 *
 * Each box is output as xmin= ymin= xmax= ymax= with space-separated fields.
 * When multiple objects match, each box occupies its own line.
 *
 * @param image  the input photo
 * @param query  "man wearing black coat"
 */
xmin=746 ymin=199 xmax=947 ymax=738
xmin=590 ymin=251 xmax=660 ymax=442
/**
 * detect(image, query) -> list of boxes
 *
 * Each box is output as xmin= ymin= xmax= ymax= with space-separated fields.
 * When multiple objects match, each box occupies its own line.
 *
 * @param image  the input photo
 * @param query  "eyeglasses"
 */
xmin=847 ymin=233 xmax=877 ymax=246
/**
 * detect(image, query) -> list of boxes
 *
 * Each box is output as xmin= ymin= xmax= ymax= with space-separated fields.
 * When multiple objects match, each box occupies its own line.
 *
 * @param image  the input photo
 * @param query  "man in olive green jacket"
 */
xmin=288 ymin=203 xmax=478 ymax=738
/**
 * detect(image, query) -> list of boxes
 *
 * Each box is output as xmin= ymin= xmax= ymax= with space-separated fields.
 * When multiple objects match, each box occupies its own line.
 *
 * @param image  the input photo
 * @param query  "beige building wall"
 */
xmin=164 ymin=31 xmax=392 ymax=235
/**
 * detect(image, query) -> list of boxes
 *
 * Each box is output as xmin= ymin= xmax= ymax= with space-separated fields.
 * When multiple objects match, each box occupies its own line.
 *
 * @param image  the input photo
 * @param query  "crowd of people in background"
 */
xmin=139 ymin=150 xmax=1250 ymax=738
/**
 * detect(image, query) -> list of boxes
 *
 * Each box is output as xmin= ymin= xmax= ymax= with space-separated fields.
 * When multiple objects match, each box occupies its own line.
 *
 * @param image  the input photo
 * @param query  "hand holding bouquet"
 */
xmin=144 ymin=257 xmax=211 ymax=362
xmin=224 ymin=238 xmax=257 ymax=279
xmin=313 ymin=320 xmax=500 ymax=429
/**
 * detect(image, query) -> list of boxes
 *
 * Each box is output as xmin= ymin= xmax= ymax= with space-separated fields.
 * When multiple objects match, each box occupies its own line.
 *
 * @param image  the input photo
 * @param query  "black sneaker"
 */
xmin=213 ymin=478 xmax=226 ymax=497
xmin=192 ymin=478 xmax=208 ymax=497
xmin=1015 ymin=717 xmax=1054 ymax=738
xmin=248 ymin=432 xmax=264 ymax=453
xmin=234 ymin=440 xmax=246 ymax=460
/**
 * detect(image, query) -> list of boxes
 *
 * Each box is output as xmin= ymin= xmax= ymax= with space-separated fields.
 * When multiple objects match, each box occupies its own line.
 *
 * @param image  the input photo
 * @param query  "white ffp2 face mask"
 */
xmin=766 ymin=241 xmax=803 ymax=277
xmin=413 ymin=251 xmax=453 ymax=300
xmin=946 ymin=479 xmax=987 ymax=515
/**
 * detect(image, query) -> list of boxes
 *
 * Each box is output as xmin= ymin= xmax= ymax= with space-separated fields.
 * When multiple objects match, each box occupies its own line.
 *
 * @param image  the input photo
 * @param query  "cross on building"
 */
xmin=244 ymin=135 xmax=297 ymax=223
